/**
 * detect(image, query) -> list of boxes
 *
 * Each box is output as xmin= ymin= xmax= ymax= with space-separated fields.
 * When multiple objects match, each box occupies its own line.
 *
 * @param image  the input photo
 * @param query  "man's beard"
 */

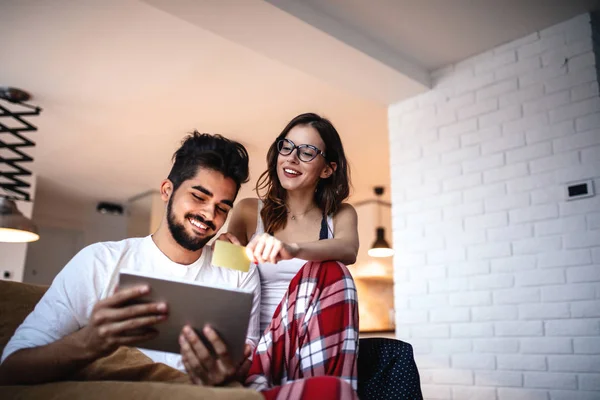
xmin=167 ymin=196 xmax=216 ymax=252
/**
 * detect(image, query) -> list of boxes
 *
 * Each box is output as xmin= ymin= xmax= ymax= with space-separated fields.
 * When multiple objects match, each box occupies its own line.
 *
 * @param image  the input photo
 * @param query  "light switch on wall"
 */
xmin=566 ymin=180 xmax=595 ymax=201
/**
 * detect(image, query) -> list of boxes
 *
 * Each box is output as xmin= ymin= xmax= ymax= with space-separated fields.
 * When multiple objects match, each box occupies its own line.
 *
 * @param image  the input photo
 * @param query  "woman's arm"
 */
xmin=224 ymin=198 xmax=258 ymax=246
xmin=247 ymin=203 xmax=359 ymax=266
xmin=295 ymin=203 xmax=359 ymax=265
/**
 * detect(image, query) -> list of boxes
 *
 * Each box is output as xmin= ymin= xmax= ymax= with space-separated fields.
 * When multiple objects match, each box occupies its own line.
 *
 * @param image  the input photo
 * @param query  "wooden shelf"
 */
xmin=354 ymin=275 xmax=393 ymax=283
xmin=359 ymin=330 xmax=396 ymax=336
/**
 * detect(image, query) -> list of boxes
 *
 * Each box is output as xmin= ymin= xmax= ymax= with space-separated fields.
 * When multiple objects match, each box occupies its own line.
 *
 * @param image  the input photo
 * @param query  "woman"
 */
xmin=226 ymin=113 xmax=360 ymax=396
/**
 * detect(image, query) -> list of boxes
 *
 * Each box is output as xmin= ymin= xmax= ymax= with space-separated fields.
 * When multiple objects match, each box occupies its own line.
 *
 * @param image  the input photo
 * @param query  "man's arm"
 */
xmin=0 ymin=245 xmax=102 ymax=384
xmin=179 ymin=324 xmax=252 ymax=386
xmin=225 ymin=198 xmax=259 ymax=246
xmin=241 ymin=264 xmax=261 ymax=352
xmin=247 ymin=203 xmax=359 ymax=266
xmin=0 ymin=327 xmax=99 ymax=385
xmin=178 ymin=264 xmax=261 ymax=386
xmin=0 ymin=285 xmax=168 ymax=385
xmin=238 ymin=264 xmax=261 ymax=381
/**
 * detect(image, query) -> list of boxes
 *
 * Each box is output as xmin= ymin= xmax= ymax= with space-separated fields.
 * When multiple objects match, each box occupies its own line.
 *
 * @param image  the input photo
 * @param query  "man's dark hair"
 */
xmin=167 ymin=132 xmax=250 ymax=192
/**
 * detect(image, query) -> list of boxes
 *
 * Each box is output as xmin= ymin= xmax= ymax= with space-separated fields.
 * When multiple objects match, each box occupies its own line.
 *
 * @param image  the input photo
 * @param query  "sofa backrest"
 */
xmin=0 ymin=280 xmax=48 ymax=356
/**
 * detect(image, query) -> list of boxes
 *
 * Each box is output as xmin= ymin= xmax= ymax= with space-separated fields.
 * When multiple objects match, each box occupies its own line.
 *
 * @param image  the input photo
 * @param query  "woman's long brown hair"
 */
xmin=256 ymin=113 xmax=351 ymax=235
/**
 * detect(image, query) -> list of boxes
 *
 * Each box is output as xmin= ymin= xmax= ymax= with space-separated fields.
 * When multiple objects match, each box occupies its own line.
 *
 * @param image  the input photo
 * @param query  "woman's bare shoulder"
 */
xmin=237 ymin=197 xmax=260 ymax=209
xmin=334 ymin=203 xmax=357 ymax=218
xmin=236 ymin=197 xmax=260 ymax=219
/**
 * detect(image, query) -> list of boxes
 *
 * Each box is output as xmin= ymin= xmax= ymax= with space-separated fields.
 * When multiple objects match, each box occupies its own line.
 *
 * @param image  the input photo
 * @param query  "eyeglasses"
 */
xmin=277 ymin=138 xmax=326 ymax=162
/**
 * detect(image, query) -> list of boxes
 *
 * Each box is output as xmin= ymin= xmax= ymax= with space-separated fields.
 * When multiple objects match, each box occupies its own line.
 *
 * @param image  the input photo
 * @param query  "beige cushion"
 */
xmin=0 ymin=280 xmax=47 ymax=356
xmin=0 ymin=280 xmax=261 ymax=400
xmin=1 ymin=380 xmax=262 ymax=400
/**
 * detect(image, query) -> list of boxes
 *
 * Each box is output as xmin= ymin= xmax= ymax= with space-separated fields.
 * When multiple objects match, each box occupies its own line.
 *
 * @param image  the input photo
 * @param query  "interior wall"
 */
xmin=352 ymin=199 xmax=395 ymax=333
xmin=0 ymin=199 xmax=35 ymax=283
xmin=0 ymin=175 xmax=37 ymax=283
xmin=22 ymin=186 xmax=127 ymax=285
xmin=389 ymin=14 xmax=600 ymax=400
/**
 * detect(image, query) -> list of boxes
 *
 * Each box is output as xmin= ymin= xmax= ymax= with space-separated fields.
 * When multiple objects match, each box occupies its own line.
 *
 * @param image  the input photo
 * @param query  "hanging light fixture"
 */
xmin=367 ymin=186 xmax=394 ymax=258
xmin=0 ymin=87 xmax=42 ymax=243
xmin=0 ymin=198 xmax=39 ymax=242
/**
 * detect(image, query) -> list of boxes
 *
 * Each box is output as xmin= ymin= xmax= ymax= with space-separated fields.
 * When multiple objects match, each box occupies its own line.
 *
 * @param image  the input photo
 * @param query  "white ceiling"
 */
xmin=142 ymin=0 xmax=429 ymax=106
xmin=1 ymin=0 xmax=389 ymax=210
xmin=270 ymin=0 xmax=600 ymax=70
xmin=1 ymin=0 xmax=597 ymax=216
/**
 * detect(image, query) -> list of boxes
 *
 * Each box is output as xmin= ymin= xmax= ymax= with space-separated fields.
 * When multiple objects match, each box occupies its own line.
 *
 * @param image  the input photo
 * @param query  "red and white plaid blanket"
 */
xmin=260 ymin=376 xmax=357 ymax=400
xmin=245 ymin=261 xmax=359 ymax=400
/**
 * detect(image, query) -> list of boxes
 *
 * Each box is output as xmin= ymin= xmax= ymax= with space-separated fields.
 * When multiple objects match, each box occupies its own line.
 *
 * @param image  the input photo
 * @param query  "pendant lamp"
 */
xmin=0 ymin=87 xmax=42 ymax=243
xmin=367 ymin=186 xmax=394 ymax=258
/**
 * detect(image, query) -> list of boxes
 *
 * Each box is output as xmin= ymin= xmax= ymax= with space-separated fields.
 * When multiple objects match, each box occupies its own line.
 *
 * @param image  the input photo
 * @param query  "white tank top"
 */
xmin=253 ymin=200 xmax=334 ymax=333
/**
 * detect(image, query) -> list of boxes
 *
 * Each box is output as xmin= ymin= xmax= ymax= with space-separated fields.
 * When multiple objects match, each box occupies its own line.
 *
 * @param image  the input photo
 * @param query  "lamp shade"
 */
xmin=368 ymin=227 xmax=394 ymax=258
xmin=0 ymin=198 xmax=39 ymax=243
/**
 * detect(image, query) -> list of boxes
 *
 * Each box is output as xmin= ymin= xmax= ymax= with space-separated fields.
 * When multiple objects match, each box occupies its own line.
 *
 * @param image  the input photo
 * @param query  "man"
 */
xmin=1 ymin=131 xmax=358 ymax=400
xmin=0 ymin=132 xmax=260 ymax=385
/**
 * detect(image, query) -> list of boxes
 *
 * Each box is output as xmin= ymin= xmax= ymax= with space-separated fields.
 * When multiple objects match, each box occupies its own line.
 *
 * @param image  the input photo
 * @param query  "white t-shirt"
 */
xmin=253 ymin=201 xmax=333 ymax=333
xmin=1 ymin=236 xmax=261 ymax=372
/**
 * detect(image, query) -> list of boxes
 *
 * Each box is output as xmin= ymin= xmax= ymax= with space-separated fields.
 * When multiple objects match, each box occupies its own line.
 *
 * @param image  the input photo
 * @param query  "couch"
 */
xmin=0 ymin=279 xmax=422 ymax=399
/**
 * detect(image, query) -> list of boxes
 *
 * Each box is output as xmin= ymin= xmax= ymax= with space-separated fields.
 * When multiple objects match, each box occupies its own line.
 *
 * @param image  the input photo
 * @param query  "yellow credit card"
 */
xmin=212 ymin=240 xmax=251 ymax=272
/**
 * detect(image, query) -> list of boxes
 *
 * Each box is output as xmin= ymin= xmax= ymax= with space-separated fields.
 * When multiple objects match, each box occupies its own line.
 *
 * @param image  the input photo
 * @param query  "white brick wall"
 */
xmin=524 ymin=372 xmax=578 ymax=390
xmin=474 ymin=338 xmax=520 ymax=353
xmin=389 ymin=14 xmax=600 ymax=399
xmin=452 ymin=386 xmax=497 ymax=399
xmin=519 ymin=303 xmax=570 ymax=320
xmin=497 ymin=388 xmax=549 ymax=400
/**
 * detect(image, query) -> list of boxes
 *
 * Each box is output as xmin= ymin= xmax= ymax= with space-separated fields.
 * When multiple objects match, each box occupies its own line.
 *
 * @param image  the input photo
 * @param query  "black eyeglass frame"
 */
xmin=276 ymin=138 xmax=327 ymax=163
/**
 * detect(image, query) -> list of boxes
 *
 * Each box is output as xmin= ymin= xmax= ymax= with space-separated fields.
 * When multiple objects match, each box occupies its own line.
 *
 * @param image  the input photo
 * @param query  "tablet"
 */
xmin=118 ymin=270 xmax=253 ymax=363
